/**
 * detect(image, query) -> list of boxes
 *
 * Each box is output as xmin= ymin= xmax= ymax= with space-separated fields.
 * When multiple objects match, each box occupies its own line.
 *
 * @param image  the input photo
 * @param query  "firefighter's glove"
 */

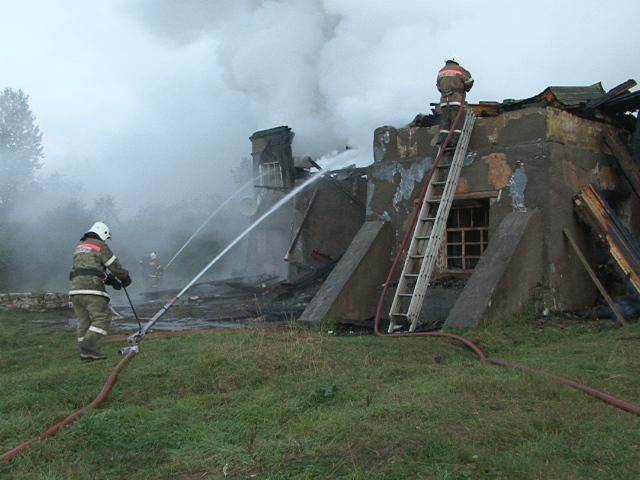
xmin=120 ymin=275 xmax=132 ymax=288
xmin=105 ymin=273 xmax=122 ymax=290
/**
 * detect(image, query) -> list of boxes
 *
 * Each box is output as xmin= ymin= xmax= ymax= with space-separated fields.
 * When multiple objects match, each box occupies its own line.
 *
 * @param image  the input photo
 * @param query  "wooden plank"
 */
xmin=604 ymin=133 xmax=640 ymax=199
xmin=583 ymin=79 xmax=637 ymax=112
xmin=563 ymin=227 xmax=625 ymax=325
xmin=284 ymin=188 xmax=319 ymax=261
xmin=573 ymin=185 xmax=640 ymax=295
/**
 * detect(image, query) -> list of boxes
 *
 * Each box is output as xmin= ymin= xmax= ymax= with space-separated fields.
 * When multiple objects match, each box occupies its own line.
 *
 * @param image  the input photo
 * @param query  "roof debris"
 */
xmin=573 ymin=184 xmax=640 ymax=297
xmin=412 ymin=79 xmax=639 ymax=127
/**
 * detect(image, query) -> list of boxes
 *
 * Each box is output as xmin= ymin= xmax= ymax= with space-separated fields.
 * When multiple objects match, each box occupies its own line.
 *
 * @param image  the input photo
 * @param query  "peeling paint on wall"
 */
xmin=456 ymin=177 xmax=471 ymax=194
xmin=483 ymin=153 xmax=512 ymax=189
xmin=398 ymin=128 xmax=419 ymax=159
xmin=464 ymin=151 xmax=478 ymax=166
xmin=509 ymin=163 xmax=527 ymax=211
xmin=374 ymin=128 xmax=392 ymax=163
xmin=379 ymin=211 xmax=391 ymax=222
xmin=386 ymin=160 xmax=430 ymax=211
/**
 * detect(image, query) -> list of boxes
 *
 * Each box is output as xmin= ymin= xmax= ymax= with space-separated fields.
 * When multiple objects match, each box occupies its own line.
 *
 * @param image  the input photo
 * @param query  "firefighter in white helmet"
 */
xmin=68 ymin=222 xmax=132 ymax=361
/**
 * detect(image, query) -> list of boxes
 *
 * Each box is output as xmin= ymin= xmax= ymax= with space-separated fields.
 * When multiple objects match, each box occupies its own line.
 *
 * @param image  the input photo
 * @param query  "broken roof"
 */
xmin=498 ymin=79 xmax=639 ymax=116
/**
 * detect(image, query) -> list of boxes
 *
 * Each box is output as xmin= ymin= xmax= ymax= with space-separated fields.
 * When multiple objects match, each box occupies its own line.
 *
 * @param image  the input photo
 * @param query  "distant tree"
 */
xmin=0 ymin=88 xmax=44 ymax=213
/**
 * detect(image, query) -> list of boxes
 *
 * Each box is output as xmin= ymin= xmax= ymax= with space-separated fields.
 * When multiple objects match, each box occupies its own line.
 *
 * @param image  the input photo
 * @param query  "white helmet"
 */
xmin=88 ymin=221 xmax=111 ymax=241
xmin=150 ymin=252 xmax=157 ymax=260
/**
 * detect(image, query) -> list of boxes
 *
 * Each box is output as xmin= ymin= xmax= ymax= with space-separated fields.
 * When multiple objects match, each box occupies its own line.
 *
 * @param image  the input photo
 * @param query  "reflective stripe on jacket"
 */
xmin=437 ymin=62 xmax=474 ymax=105
xmin=68 ymin=237 xmax=129 ymax=298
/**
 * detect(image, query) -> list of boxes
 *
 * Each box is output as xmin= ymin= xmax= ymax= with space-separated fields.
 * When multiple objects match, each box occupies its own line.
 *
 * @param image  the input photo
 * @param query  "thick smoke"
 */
xmin=3 ymin=0 xmax=639 ymax=208
xmin=1 ymin=0 xmax=639 ymax=291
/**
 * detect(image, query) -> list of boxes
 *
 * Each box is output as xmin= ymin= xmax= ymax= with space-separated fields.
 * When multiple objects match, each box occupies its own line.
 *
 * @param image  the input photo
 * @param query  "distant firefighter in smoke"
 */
xmin=140 ymin=251 xmax=163 ymax=290
xmin=68 ymin=222 xmax=132 ymax=361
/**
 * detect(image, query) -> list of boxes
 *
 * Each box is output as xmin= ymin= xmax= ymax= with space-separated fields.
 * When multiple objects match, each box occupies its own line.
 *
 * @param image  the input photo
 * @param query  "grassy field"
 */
xmin=0 ymin=310 xmax=639 ymax=479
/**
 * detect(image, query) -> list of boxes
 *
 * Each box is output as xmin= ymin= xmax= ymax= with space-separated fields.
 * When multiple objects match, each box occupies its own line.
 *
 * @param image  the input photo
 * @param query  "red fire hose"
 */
xmin=0 ymin=349 xmax=138 ymax=462
xmin=372 ymin=103 xmax=640 ymax=417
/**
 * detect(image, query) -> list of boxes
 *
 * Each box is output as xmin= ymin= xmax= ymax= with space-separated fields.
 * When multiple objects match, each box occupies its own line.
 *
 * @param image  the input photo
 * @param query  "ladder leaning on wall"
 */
xmin=388 ymin=108 xmax=476 ymax=333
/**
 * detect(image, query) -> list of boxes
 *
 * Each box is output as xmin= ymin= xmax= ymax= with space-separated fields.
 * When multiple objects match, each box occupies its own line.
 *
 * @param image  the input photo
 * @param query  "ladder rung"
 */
xmin=391 ymin=110 xmax=475 ymax=325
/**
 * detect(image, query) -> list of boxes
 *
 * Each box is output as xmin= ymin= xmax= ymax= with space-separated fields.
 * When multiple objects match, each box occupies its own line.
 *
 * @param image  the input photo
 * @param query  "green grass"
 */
xmin=1 ymin=311 xmax=639 ymax=479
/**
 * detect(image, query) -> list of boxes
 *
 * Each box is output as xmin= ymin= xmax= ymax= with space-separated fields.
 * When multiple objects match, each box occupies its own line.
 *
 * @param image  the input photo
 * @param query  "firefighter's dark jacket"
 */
xmin=68 ymin=234 xmax=131 ymax=299
xmin=436 ymin=61 xmax=474 ymax=105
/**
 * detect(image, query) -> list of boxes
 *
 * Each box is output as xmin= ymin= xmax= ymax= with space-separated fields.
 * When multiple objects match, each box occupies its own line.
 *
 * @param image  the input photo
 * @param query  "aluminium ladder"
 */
xmin=388 ymin=108 xmax=476 ymax=333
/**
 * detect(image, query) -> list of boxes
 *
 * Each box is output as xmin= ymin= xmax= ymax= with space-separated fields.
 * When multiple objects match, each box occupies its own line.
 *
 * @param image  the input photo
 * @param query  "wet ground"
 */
xmin=31 ymin=272 xmax=326 ymax=335
xmin=32 ymin=298 xmax=292 ymax=335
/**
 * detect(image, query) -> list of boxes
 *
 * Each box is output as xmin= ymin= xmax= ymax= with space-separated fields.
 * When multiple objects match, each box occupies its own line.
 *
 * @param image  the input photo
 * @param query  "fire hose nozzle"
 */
xmin=127 ymin=331 xmax=144 ymax=345
xmin=119 ymin=344 xmax=139 ymax=356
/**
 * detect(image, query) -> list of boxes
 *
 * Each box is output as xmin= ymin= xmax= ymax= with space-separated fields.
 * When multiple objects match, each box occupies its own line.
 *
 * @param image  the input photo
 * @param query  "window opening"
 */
xmin=442 ymin=201 xmax=489 ymax=271
xmin=259 ymin=161 xmax=284 ymax=188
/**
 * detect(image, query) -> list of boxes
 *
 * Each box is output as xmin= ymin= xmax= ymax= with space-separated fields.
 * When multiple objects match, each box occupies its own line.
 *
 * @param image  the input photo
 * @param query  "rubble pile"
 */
xmin=0 ymin=293 xmax=71 ymax=312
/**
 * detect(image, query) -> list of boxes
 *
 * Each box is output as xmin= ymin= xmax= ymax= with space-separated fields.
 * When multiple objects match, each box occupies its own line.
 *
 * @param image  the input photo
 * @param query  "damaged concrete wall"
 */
xmin=290 ymin=172 xmax=367 ymax=278
xmin=368 ymin=106 xmax=634 ymax=319
xmin=444 ymin=210 xmax=543 ymax=328
xmin=300 ymin=221 xmax=394 ymax=323
xmin=245 ymin=126 xmax=367 ymax=283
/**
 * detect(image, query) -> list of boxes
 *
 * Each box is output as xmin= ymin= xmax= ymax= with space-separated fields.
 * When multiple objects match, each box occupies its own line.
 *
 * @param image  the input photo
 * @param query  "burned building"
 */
xmin=244 ymin=126 xmax=298 ymax=280
xmin=301 ymin=80 xmax=640 ymax=328
xmin=244 ymin=125 xmax=368 ymax=284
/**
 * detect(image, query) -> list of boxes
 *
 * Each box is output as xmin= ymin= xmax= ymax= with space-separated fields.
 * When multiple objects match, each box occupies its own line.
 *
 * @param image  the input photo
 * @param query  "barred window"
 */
xmin=442 ymin=201 xmax=489 ymax=271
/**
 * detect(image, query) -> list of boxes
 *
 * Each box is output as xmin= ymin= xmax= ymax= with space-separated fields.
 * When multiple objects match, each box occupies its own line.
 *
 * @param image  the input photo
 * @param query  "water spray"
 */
xmin=164 ymin=175 xmax=262 ymax=271
xmin=120 ymin=155 xmax=354 ymax=354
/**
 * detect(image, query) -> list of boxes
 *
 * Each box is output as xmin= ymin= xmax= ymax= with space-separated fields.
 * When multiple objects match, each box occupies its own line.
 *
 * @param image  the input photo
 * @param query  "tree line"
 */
xmin=0 ymin=88 xmax=245 ymax=293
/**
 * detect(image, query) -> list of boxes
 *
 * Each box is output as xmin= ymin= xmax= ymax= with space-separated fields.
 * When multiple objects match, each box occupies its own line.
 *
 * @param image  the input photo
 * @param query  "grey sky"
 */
xmin=2 ymin=0 xmax=638 ymax=211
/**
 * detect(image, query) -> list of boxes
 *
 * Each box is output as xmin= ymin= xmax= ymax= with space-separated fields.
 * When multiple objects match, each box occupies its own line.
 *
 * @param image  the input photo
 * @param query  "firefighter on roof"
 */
xmin=68 ymin=222 xmax=132 ymax=361
xmin=436 ymin=58 xmax=474 ymax=147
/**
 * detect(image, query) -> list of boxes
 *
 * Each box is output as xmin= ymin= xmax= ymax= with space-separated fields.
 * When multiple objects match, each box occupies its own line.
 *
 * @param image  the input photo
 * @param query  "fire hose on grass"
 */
xmin=2 ymin=117 xmax=639 ymax=464
xmin=372 ymin=103 xmax=640 ymax=417
xmin=1 ymin=166 xmax=338 ymax=462
xmin=0 ymin=266 xmax=220 ymax=461
xmin=0 ymin=349 xmax=137 ymax=462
